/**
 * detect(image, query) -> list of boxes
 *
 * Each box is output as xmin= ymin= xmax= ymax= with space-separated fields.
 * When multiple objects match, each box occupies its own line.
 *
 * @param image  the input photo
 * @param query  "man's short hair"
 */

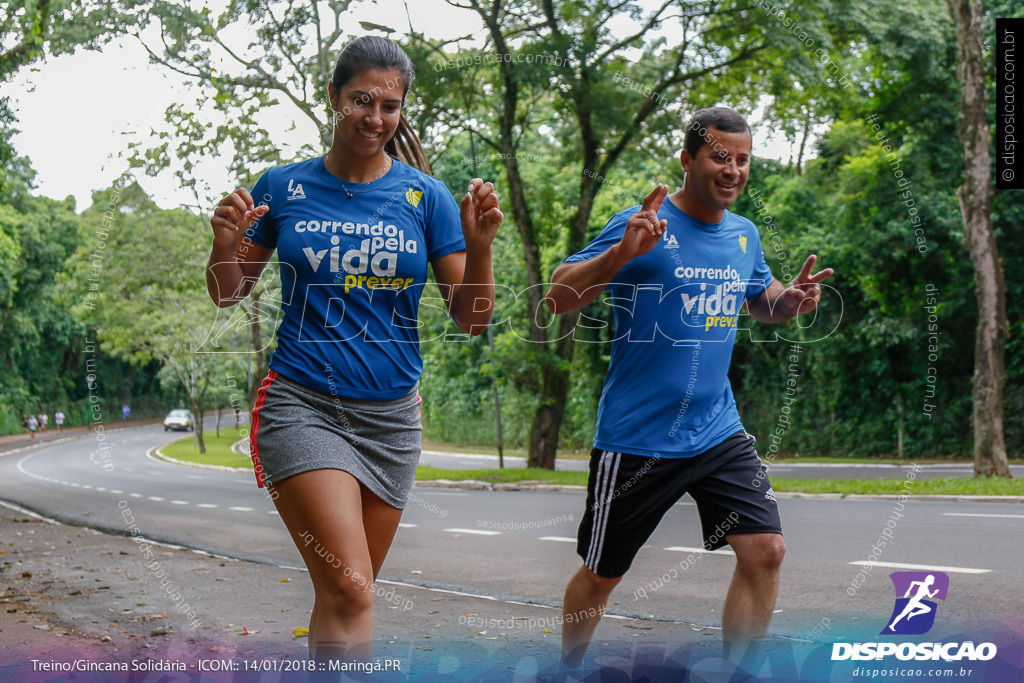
xmin=684 ymin=108 xmax=751 ymax=157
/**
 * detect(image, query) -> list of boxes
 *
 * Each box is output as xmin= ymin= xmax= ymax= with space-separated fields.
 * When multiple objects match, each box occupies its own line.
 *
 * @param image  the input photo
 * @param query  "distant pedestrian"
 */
xmin=27 ymin=414 xmax=38 ymax=441
xmin=54 ymin=410 xmax=65 ymax=433
xmin=21 ymin=414 xmax=28 ymax=434
xmin=122 ymin=403 xmax=130 ymax=425
xmin=39 ymin=413 xmax=48 ymax=431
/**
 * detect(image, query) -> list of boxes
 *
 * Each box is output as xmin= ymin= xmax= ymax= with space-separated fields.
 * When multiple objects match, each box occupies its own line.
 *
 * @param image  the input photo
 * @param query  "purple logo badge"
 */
xmin=881 ymin=571 xmax=949 ymax=635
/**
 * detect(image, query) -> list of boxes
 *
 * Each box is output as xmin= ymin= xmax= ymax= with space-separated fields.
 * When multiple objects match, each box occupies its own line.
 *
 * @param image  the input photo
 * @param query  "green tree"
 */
xmin=58 ymin=182 xmax=248 ymax=452
xmin=410 ymin=0 xmax=891 ymax=467
xmin=946 ymin=0 xmax=1010 ymax=476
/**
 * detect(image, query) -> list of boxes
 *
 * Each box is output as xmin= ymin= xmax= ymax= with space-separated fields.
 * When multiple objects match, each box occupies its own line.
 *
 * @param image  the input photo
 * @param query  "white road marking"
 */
xmin=110 ymin=489 xmax=123 ymax=494
xmin=444 ymin=528 xmax=501 ymax=536
xmin=538 ymin=536 xmax=576 ymax=543
xmin=665 ymin=546 xmax=736 ymax=556
xmin=147 ymin=496 xmax=165 ymax=502
xmin=398 ymin=523 xmax=418 ymax=528
xmin=197 ymin=504 xmax=218 ymax=509
xmin=943 ymin=513 xmax=1024 ymax=519
xmin=229 ymin=506 xmax=253 ymax=512
xmin=268 ymin=510 xmax=279 ymax=515
xmin=185 ymin=475 xmax=204 ymax=480
xmin=846 ymin=561 xmax=990 ymax=574
xmin=170 ymin=500 xmax=189 ymax=505
xmin=129 ymin=493 xmax=142 ymax=498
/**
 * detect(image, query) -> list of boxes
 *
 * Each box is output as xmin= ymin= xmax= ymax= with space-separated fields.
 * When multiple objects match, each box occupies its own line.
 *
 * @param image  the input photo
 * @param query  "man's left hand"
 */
xmin=776 ymin=255 xmax=834 ymax=318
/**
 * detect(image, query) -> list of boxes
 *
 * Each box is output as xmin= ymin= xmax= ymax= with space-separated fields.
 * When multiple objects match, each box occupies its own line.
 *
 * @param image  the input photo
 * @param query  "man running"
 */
xmin=546 ymin=107 xmax=833 ymax=674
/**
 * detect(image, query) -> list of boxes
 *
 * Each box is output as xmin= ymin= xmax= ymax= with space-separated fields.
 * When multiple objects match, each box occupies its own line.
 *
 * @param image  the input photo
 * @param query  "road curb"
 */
xmin=840 ymin=493 xmax=1024 ymax=503
xmin=147 ymin=442 xmax=252 ymax=474
xmin=146 ymin=454 xmax=1024 ymax=502
xmin=414 ymin=481 xmax=1024 ymax=501
xmin=414 ymin=479 xmax=587 ymax=493
xmin=0 ymin=427 xmax=139 ymax=458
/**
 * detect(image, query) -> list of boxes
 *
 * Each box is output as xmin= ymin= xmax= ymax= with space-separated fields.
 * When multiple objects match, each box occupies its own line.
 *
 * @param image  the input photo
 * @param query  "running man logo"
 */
xmin=881 ymin=571 xmax=949 ymax=635
xmin=738 ymin=234 xmax=747 ymax=253
xmin=406 ymin=188 xmax=423 ymax=207
xmin=287 ymin=179 xmax=306 ymax=200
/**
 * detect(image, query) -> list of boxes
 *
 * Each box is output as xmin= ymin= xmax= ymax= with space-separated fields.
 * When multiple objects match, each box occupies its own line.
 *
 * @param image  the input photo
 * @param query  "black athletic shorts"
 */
xmin=576 ymin=430 xmax=783 ymax=579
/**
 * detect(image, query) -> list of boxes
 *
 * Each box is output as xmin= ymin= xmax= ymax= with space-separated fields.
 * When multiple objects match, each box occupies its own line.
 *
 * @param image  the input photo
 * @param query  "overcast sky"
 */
xmin=4 ymin=0 xmax=800 ymax=213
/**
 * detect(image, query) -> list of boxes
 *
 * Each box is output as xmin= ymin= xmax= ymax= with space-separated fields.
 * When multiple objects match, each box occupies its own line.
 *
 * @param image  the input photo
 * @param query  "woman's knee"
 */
xmin=316 ymin=564 xmax=376 ymax=612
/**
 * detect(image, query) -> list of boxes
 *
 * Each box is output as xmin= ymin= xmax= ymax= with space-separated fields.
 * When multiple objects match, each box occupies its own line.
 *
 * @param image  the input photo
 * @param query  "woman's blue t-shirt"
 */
xmin=245 ymin=157 xmax=465 ymax=400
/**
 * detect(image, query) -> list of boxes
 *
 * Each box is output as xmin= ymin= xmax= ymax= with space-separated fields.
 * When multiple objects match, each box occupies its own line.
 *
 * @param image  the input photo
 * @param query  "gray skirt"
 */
xmin=249 ymin=370 xmax=422 ymax=509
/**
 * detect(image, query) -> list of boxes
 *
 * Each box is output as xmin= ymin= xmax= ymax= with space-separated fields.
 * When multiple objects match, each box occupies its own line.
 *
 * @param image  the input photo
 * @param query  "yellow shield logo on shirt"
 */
xmin=739 ymin=235 xmax=748 ymax=253
xmin=406 ymin=188 xmax=423 ymax=207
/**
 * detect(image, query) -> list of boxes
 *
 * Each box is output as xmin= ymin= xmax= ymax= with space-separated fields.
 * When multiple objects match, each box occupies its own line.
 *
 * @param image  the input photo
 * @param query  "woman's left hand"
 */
xmin=460 ymin=178 xmax=503 ymax=250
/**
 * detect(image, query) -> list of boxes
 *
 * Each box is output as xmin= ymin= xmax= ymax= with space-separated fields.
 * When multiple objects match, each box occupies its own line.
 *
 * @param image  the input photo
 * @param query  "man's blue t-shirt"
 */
xmin=245 ymin=157 xmax=465 ymax=399
xmin=566 ymin=198 xmax=772 ymax=457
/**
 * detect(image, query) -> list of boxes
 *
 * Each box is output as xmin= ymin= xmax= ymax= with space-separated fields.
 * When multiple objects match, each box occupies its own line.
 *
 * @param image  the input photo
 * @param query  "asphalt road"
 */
xmin=1 ymin=425 xmax=1021 ymax=645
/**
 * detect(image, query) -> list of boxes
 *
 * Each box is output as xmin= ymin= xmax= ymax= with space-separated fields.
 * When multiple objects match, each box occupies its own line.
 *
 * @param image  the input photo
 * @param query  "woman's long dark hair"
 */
xmin=331 ymin=36 xmax=431 ymax=174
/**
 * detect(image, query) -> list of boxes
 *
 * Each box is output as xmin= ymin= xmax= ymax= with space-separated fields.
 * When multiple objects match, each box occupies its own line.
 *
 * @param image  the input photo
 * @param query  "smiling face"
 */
xmin=328 ymin=67 xmax=405 ymax=161
xmin=678 ymin=127 xmax=752 ymax=223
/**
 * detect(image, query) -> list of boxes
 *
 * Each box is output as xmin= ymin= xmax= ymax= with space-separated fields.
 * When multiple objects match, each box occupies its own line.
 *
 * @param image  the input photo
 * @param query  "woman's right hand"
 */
xmin=211 ymin=187 xmax=268 ymax=248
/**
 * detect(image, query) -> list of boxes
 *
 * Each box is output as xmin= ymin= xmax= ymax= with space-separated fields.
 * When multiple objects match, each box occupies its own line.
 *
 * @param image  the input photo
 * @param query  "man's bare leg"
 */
xmin=560 ymin=565 xmax=622 ymax=669
xmin=722 ymin=533 xmax=786 ymax=669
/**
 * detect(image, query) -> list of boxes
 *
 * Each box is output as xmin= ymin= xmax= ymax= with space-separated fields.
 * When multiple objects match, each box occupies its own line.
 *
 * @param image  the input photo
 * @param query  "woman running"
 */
xmin=205 ymin=36 xmax=502 ymax=662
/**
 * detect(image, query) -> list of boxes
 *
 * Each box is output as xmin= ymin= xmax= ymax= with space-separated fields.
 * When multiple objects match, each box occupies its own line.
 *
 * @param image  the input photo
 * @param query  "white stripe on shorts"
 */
xmin=585 ymin=450 xmax=621 ymax=572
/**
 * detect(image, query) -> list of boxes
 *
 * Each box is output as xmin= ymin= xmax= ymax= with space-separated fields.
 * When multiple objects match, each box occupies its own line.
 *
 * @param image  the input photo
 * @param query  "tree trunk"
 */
xmin=947 ymin=0 xmax=1011 ymax=477
xmin=192 ymin=398 xmax=206 ymax=455
xmin=525 ymin=168 xmax=597 ymax=468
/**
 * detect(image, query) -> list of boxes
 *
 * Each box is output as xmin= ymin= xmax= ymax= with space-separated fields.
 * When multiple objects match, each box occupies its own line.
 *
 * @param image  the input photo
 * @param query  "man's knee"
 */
xmin=733 ymin=534 xmax=786 ymax=574
xmin=577 ymin=564 xmax=623 ymax=594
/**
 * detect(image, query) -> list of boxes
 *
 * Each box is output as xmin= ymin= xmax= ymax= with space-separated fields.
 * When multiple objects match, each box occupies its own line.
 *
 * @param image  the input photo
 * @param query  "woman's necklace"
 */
xmin=327 ymin=153 xmax=393 ymax=200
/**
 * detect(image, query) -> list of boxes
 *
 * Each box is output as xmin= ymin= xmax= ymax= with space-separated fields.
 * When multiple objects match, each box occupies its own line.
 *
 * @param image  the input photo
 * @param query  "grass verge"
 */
xmin=158 ymin=439 xmax=1024 ymax=495
xmin=415 ymin=467 xmax=1024 ymax=496
xmin=770 ymin=477 xmax=1024 ymax=496
xmin=160 ymin=433 xmax=251 ymax=469
xmin=415 ymin=466 xmax=587 ymax=486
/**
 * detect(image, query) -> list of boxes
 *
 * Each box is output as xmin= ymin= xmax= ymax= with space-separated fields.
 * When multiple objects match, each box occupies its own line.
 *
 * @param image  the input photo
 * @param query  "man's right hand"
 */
xmin=211 ymin=187 xmax=268 ymax=248
xmin=616 ymin=184 xmax=668 ymax=263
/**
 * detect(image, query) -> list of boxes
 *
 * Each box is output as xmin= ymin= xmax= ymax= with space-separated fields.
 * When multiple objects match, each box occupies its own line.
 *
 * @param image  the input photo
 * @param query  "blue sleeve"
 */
xmin=745 ymin=235 xmax=774 ymax=300
xmin=425 ymin=180 xmax=465 ymax=261
xmin=565 ymin=208 xmax=635 ymax=263
xmin=243 ymin=171 xmax=278 ymax=249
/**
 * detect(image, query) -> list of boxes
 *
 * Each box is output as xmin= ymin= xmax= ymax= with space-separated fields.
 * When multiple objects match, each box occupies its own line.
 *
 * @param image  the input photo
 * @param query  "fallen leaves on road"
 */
xmin=292 ymin=627 xmax=309 ymax=639
xmin=624 ymin=623 xmax=652 ymax=630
